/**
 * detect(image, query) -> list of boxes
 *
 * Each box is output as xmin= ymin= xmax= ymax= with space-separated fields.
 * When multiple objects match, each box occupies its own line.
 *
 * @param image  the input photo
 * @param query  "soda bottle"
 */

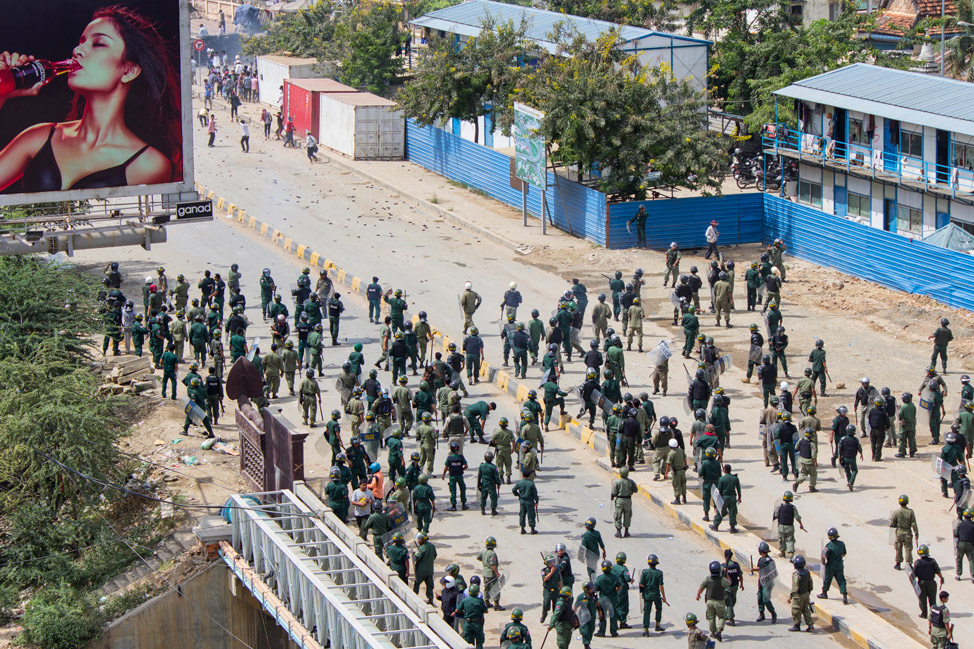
xmin=0 ymin=59 xmax=76 ymax=97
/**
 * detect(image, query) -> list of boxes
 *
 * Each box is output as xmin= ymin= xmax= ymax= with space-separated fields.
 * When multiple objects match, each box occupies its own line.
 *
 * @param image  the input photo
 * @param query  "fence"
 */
xmin=763 ymin=195 xmax=974 ymax=311
xmin=405 ymin=121 xmax=607 ymax=245
xmin=608 ymin=194 xmax=764 ymax=251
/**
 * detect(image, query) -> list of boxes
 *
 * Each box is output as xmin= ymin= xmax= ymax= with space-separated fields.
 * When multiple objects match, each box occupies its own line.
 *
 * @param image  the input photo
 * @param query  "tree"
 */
xmin=336 ymin=2 xmax=409 ymax=96
xmin=519 ymin=30 xmax=725 ymax=198
xmin=540 ymin=0 xmax=680 ymax=31
xmin=397 ymin=16 xmax=530 ymax=142
xmin=242 ymin=0 xmax=341 ymax=61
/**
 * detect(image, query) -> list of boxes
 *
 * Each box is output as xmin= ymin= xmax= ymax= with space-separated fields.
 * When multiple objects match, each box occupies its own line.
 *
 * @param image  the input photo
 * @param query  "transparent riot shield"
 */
xmin=711 ymin=485 xmax=725 ymax=515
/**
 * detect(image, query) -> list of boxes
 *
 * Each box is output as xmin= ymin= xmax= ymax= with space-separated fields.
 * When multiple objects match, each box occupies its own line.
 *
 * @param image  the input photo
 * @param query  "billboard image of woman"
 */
xmin=0 ymin=1 xmax=188 ymax=203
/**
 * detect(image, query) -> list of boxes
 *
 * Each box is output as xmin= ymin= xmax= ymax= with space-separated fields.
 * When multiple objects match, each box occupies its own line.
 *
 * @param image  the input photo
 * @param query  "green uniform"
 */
xmin=307 ymin=330 xmax=323 ymax=376
xmin=549 ymin=596 xmax=575 ymax=649
xmin=229 ymin=333 xmax=247 ymax=362
xmin=300 ymin=377 xmax=320 ymax=425
xmin=699 ymin=575 xmax=730 ymax=635
xmin=610 ymin=564 xmax=632 ymax=625
xmin=890 ymin=505 xmax=918 ymax=565
xmin=821 ymin=539 xmax=847 ymax=596
xmin=639 ymin=567 xmax=664 ymax=628
xmin=664 ymin=248 xmax=681 ymax=286
xmin=790 ymin=568 xmax=814 ymax=627
xmin=611 ymin=476 xmax=636 ymax=532
xmin=699 ymin=458 xmax=721 ymax=517
xmin=808 ymin=348 xmax=827 ymax=393
xmin=325 ymin=419 xmax=343 ymax=462
xmin=282 ymin=348 xmax=299 ymax=394
xmin=160 ymin=350 xmax=178 ymax=398
xmin=477 ymin=461 xmax=501 ymax=511
xmin=387 ymin=542 xmax=409 ymax=582
xmin=681 ymin=313 xmax=699 ymax=356
xmin=512 ymin=478 xmax=538 ymax=529
xmin=413 ymin=541 xmax=437 ymax=603
xmin=263 ymin=350 xmax=283 ymax=398
xmin=931 ymin=326 xmax=953 ymax=371
xmin=457 ymin=593 xmax=488 ymax=649
xmin=325 ymin=478 xmax=349 ymax=522
xmin=574 ymin=590 xmax=597 ymax=645
xmin=898 ymin=401 xmax=917 ymax=456
xmin=712 ymin=472 xmax=741 ymax=529
xmin=412 ymin=483 xmax=434 ymax=532
xmin=667 ymin=446 xmax=688 ymax=499
xmin=491 ymin=427 xmax=515 ymax=482
xmin=595 ymin=571 xmax=620 ymax=636
xmin=416 ymin=423 xmax=437 ymax=473
xmin=360 ymin=511 xmax=391 ymax=559
xmin=581 ymin=530 xmax=604 ymax=578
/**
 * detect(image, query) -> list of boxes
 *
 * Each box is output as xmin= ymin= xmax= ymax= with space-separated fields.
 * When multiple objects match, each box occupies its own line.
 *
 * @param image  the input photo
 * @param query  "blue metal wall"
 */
xmin=405 ymin=120 xmax=607 ymax=245
xmin=607 ymin=194 xmax=764 ymax=250
xmin=764 ymin=195 xmax=974 ymax=310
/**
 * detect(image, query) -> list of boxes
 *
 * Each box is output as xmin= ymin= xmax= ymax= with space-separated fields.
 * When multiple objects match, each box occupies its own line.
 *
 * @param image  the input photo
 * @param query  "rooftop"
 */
xmin=287 ymin=78 xmax=356 ymax=92
xmin=257 ymin=54 xmax=318 ymax=66
xmin=410 ymin=0 xmax=707 ymax=53
xmin=774 ymin=63 xmax=974 ymax=136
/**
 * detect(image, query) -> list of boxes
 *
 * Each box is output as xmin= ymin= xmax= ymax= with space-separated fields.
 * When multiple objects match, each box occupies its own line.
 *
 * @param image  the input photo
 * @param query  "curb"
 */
xmin=198 ymin=183 xmax=924 ymax=649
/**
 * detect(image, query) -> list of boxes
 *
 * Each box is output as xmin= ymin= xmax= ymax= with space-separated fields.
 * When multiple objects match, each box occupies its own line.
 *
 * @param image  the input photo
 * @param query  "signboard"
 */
xmin=0 ymin=0 xmax=194 ymax=206
xmin=513 ymin=102 xmax=546 ymax=190
xmin=176 ymin=200 xmax=212 ymax=220
xmin=193 ymin=39 xmax=206 ymax=51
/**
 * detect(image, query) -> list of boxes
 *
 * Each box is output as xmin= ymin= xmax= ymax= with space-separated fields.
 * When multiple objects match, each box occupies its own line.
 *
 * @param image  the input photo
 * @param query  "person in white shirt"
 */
xmin=306 ymin=131 xmax=318 ymax=162
xmin=705 ymin=219 xmax=720 ymax=260
xmin=240 ymin=119 xmax=250 ymax=153
xmin=198 ymin=24 xmax=209 ymax=37
xmin=351 ymin=480 xmax=374 ymax=530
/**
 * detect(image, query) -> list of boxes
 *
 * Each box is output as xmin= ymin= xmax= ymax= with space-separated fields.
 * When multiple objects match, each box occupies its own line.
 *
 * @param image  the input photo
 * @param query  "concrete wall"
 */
xmin=90 ymin=564 xmax=294 ymax=649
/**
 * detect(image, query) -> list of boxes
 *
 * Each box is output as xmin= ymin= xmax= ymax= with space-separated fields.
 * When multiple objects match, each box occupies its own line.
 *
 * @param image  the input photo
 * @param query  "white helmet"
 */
xmin=668 ymin=438 xmax=678 ymax=448
xmin=780 ymin=381 xmax=788 ymax=390
xmin=442 ymin=576 xmax=456 ymax=588
xmin=670 ymin=242 xmax=677 ymax=249
xmin=861 ymin=377 xmax=870 ymax=384
xmin=464 ymin=281 xmax=473 ymax=290
xmin=145 ymin=276 xmax=152 ymax=283
xmin=771 ymin=267 xmax=780 ymax=275
xmin=510 ymin=281 xmax=517 ymax=289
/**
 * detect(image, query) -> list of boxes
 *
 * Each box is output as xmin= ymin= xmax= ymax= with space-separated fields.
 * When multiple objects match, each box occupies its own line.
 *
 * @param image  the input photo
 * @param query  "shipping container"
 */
xmin=256 ymin=55 xmax=320 ymax=106
xmin=282 ymin=79 xmax=357 ymax=140
xmin=318 ymin=92 xmax=405 ymax=160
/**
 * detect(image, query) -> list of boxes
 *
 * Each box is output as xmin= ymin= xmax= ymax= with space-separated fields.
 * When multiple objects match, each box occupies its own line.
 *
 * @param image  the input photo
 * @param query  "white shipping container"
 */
xmin=318 ymin=92 xmax=405 ymax=160
xmin=256 ymin=55 xmax=320 ymax=106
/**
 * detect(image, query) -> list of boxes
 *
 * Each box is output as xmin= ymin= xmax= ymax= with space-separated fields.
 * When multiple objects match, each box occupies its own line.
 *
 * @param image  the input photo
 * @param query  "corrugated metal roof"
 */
xmin=257 ymin=54 xmax=318 ymax=66
xmin=410 ymin=0 xmax=694 ymax=53
xmin=774 ymin=63 xmax=974 ymax=136
xmin=324 ymin=92 xmax=399 ymax=107
xmin=287 ymin=79 xmax=356 ymax=92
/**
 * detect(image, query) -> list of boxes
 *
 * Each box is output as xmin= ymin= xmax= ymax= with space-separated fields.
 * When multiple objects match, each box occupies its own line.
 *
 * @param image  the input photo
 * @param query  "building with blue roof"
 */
xmin=409 ymin=0 xmax=710 ymax=148
xmin=762 ymin=63 xmax=974 ymax=238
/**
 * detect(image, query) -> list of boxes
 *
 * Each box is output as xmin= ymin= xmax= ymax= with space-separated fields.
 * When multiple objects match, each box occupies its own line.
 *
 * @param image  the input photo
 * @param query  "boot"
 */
xmin=521 ymin=527 xmax=526 ymax=535
xmin=481 ymin=507 xmax=486 ymax=515
xmin=530 ymin=528 xmax=538 ymax=534
xmin=788 ymin=625 xmax=801 ymax=632
xmin=461 ymin=503 xmax=469 ymax=510
xmin=655 ymin=623 xmax=662 ymax=632
xmin=615 ymin=530 xmax=622 ymax=538
xmin=494 ymin=603 xmax=505 ymax=611
xmin=894 ymin=562 xmax=901 ymax=570
xmin=771 ymin=612 xmax=777 ymax=623
xmin=729 ymin=526 xmax=739 ymax=533
xmin=624 ymin=528 xmax=630 ymax=537
xmin=682 ymin=495 xmax=687 ymax=504
xmin=642 ymin=630 xmax=649 ymax=637
xmin=756 ymin=613 xmax=766 ymax=622
xmin=448 ymin=505 xmax=457 ymax=512
xmin=491 ymin=508 xmax=498 ymax=516
xmin=816 ymin=592 xmax=828 ymax=600
xmin=842 ymin=594 xmax=848 ymax=605
xmin=806 ymin=625 xmax=814 ymax=632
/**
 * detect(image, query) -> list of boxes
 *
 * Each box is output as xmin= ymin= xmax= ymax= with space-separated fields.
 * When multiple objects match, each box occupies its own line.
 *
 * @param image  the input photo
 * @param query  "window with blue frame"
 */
xmin=799 ymin=180 xmax=822 ymax=207
xmin=896 ymin=205 xmax=922 ymax=233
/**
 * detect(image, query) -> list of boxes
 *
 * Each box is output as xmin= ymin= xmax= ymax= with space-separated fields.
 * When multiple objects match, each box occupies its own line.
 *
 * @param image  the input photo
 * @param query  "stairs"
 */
xmin=98 ymin=529 xmax=198 ymax=597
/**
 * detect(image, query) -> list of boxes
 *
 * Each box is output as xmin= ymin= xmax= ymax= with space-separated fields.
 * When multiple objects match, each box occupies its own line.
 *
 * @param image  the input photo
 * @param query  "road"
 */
xmin=70 ymin=211 xmax=852 ymax=649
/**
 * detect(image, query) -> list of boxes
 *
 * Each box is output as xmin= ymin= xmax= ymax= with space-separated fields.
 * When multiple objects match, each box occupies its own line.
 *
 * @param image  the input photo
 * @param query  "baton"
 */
xmin=539 ymin=627 xmax=552 ymax=649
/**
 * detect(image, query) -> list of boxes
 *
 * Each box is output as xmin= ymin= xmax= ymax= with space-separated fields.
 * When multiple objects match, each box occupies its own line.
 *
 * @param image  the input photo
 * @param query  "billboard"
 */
xmin=513 ymin=102 xmax=546 ymax=190
xmin=0 ymin=0 xmax=194 ymax=207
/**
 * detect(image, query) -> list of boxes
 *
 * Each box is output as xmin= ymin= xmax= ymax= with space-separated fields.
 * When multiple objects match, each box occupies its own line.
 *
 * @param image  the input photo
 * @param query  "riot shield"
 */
xmin=599 ymin=596 xmax=615 ymax=621
xmin=919 ymin=385 xmax=935 ymax=411
xmin=247 ymin=336 xmax=261 ymax=362
xmin=819 ymin=540 xmax=827 ymax=580
xmin=888 ymin=509 xmax=897 ymax=544
xmin=383 ymin=425 xmax=401 ymax=442
xmin=669 ymin=291 xmax=680 ymax=310
xmin=646 ymin=340 xmax=674 ymax=368
xmin=484 ymin=573 xmax=507 ymax=601
xmin=541 ymin=369 xmax=553 ymax=386
xmin=575 ymin=601 xmax=593 ymax=627
xmin=336 ymin=378 xmax=352 ymax=405
xmin=179 ymin=396 xmax=207 ymax=424
xmin=577 ymin=543 xmax=600 ymax=577
xmin=379 ymin=502 xmax=411 ymax=548
xmin=758 ymin=559 xmax=778 ymax=590
xmin=758 ymin=423 xmax=767 ymax=443
xmin=933 ymin=456 xmax=955 ymax=481
xmin=758 ymin=284 xmax=768 ymax=301
xmin=716 ymin=354 xmax=733 ymax=376
xmin=907 ymin=564 xmax=922 ymax=599
xmin=586 ymin=388 xmax=615 ymax=414
xmin=711 ymin=485 xmax=725 ymax=514
xmin=762 ymin=311 xmax=772 ymax=340
xmin=683 ymin=377 xmax=693 ymax=415
xmin=956 ymin=486 xmax=972 ymax=512
xmin=748 ymin=344 xmax=763 ymax=365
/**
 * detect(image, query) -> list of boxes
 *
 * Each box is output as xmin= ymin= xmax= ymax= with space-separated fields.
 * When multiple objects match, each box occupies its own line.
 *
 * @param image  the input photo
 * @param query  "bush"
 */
xmin=18 ymin=584 xmax=103 ymax=649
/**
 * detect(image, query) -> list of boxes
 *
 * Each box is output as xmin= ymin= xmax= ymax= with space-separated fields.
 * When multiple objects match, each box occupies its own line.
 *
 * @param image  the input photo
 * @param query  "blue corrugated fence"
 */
xmin=608 ymin=194 xmax=764 ymax=250
xmin=405 ymin=120 xmax=607 ymax=245
xmin=405 ymin=118 xmax=973 ymax=311
xmin=763 ymin=195 xmax=974 ymax=311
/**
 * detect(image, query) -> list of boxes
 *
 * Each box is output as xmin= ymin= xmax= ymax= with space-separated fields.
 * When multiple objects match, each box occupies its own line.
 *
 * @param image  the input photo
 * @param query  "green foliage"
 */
xmin=101 ymin=583 xmax=160 ymax=620
xmin=540 ymin=0 xmax=679 ymax=31
xmin=397 ymin=16 xmax=530 ymax=141
xmin=17 ymin=583 xmax=103 ymax=649
xmin=336 ymin=2 xmax=409 ymax=96
xmin=242 ymin=0 xmax=341 ymax=60
xmin=519 ymin=31 xmax=725 ymax=198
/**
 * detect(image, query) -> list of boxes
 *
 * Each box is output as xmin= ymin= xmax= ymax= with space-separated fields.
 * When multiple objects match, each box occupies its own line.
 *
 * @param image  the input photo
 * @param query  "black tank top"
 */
xmin=20 ymin=125 xmax=149 ymax=191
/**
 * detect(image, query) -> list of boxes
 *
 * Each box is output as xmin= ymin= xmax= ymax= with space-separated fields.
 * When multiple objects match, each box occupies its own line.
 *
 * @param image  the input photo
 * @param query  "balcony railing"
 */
xmin=761 ymin=123 xmax=974 ymax=199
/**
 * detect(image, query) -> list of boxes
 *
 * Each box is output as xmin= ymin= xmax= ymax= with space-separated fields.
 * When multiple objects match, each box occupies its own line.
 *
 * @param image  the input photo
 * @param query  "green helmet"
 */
xmin=485 ymin=536 xmax=497 ymax=548
xmin=704 ymin=447 xmax=717 ymax=459
xmin=468 ymin=583 xmax=480 ymax=596
xmin=354 ymin=343 xmax=362 ymax=351
xmin=647 ymin=554 xmax=659 ymax=565
xmin=615 ymin=552 xmax=626 ymax=564
xmin=395 ymin=477 xmax=406 ymax=488
xmin=506 ymin=627 xmax=523 ymax=642
xmin=770 ymin=396 xmax=779 ymax=405
xmin=585 ymin=517 xmax=596 ymax=529
xmin=918 ymin=544 xmax=930 ymax=556
xmin=418 ymin=473 xmax=429 ymax=485
xmin=685 ymin=613 xmax=699 ymax=626
xmin=807 ymin=405 xmax=817 ymax=415
xmin=446 ymin=563 xmax=460 ymax=575
xmin=559 ymin=586 xmax=572 ymax=597
xmin=827 ymin=527 xmax=839 ymax=539
xmin=422 ymin=412 xmax=432 ymax=422
xmin=619 ymin=467 xmax=629 ymax=478
xmin=392 ymin=532 xmax=404 ymax=543
xmin=964 ymin=508 xmax=974 ymax=519
xmin=416 ymin=531 xmax=428 ymax=542
xmin=898 ymin=494 xmax=909 ymax=506
xmin=511 ymin=608 xmax=524 ymax=621
xmin=499 ymin=417 xmax=509 ymax=427
xmin=783 ymin=491 xmax=794 ymax=502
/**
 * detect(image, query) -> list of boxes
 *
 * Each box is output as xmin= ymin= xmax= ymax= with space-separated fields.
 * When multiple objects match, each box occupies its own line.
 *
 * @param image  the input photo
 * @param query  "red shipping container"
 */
xmin=282 ymin=79 xmax=357 ymax=140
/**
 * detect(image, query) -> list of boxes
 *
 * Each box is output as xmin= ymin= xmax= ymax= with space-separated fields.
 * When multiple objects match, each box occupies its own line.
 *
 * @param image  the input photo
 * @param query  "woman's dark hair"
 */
xmin=73 ymin=5 xmax=182 ymax=180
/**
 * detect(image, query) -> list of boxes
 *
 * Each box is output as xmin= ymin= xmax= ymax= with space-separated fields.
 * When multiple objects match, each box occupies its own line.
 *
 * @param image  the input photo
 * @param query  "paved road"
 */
xmin=71 ymin=214 xmax=852 ymax=649
xmin=183 ymin=94 xmax=974 ymax=647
